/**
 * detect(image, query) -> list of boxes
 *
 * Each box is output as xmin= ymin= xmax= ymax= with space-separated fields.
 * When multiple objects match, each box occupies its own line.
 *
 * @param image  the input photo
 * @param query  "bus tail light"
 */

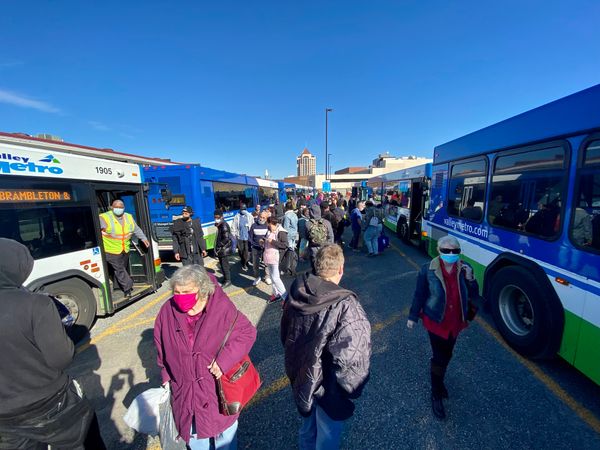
xmin=421 ymin=231 xmax=428 ymax=237
xmin=154 ymin=258 xmax=161 ymax=267
xmin=555 ymin=277 xmax=570 ymax=286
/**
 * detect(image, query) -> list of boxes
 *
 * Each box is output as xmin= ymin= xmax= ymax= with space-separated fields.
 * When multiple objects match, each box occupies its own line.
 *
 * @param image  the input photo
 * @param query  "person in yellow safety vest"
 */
xmin=99 ymin=199 xmax=150 ymax=298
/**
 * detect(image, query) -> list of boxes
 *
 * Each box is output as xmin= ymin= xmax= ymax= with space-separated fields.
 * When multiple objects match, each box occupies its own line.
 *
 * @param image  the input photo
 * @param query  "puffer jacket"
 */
xmin=215 ymin=221 xmax=232 ymax=257
xmin=281 ymin=273 xmax=371 ymax=421
xmin=409 ymin=257 xmax=481 ymax=324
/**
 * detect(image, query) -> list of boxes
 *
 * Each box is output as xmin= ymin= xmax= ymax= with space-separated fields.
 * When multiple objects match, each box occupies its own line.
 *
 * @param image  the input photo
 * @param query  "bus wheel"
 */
xmin=490 ymin=266 xmax=563 ymax=359
xmin=45 ymin=279 xmax=97 ymax=342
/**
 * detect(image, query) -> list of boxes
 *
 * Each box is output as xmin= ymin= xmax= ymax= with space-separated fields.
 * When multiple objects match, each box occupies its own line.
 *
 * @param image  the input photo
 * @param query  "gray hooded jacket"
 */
xmin=0 ymin=238 xmax=74 ymax=417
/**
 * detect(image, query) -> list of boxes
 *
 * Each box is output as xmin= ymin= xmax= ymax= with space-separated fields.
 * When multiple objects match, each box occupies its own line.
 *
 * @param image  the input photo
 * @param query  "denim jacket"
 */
xmin=409 ymin=257 xmax=481 ymax=324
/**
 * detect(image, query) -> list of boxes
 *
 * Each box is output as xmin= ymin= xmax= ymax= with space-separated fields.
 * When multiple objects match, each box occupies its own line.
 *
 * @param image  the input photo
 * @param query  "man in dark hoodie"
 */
xmin=281 ymin=244 xmax=371 ymax=450
xmin=304 ymin=204 xmax=335 ymax=274
xmin=0 ymin=238 xmax=105 ymax=449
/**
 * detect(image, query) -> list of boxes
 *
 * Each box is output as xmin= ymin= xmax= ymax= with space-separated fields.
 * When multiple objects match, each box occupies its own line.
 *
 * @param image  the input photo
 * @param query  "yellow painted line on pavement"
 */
xmin=393 ymin=244 xmax=600 ymax=435
xmin=475 ymin=317 xmax=600 ymax=434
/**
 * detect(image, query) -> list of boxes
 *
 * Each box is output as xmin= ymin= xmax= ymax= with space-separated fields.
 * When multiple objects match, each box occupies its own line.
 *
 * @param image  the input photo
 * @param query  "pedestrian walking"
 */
xmin=281 ymin=244 xmax=371 ymax=450
xmin=407 ymin=235 xmax=481 ymax=419
xmin=214 ymin=209 xmax=233 ymax=289
xmin=332 ymin=199 xmax=347 ymax=245
xmin=297 ymin=205 xmax=310 ymax=259
xmin=154 ymin=265 xmax=257 ymax=449
xmin=362 ymin=201 xmax=383 ymax=257
xmin=172 ymin=205 xmax=207 ymax=266
xmin=0 ymin=238 xmax=106 ymax=450
xmin=304 ymin=204 xmax=334 ymax=274
xmin=231 ymin=204 xmax=252 ymax=271
xmin=263 ymin=216 xmax=288 ymax=304
xmin=100 ymin=199 xmax=150 ymax=297
xmin=249 ymin=210 xmax=271 ymax=286
xmin=349 ymin=201 xmax=365 ymax=250
xmin=282 ymin=201 xmax=299 ymax=249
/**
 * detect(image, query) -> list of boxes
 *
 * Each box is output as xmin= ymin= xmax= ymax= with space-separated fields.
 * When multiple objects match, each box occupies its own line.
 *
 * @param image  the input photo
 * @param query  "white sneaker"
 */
xmin=252 ymin=277 xmax=261 ymax=286
xmin=265 ymin=277 xmax=272 ymax=285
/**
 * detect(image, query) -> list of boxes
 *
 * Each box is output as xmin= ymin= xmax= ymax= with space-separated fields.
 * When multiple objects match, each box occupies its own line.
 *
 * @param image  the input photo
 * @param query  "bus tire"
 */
xmin=489 ymin=266 xmax=563 ymax=359
xmin=45 ymin=278 xmax=97 ymax=343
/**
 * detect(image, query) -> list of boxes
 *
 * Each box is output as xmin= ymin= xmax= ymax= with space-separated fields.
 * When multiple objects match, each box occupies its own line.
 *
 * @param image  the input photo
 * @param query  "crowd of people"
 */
xmin=0 ymin=190 xmax=483 ymax=450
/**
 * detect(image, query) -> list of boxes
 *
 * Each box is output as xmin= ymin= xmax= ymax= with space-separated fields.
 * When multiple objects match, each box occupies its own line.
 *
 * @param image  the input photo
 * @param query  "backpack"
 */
xmin=308 ymin=219 xmax=328 ymax=246
xmin=280 ymin=248 xmax=298 ymax=276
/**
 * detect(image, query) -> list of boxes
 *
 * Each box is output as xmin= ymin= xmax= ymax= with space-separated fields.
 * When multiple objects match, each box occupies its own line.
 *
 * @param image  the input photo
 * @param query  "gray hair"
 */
xmin=437 ymin=235 xmax=460 ymax=250
xmin=170 ymin=265 xmax=215 ymax=299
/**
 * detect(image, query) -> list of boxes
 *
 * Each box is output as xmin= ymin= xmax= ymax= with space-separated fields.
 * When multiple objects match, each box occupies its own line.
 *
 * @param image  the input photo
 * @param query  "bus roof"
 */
xmin=143 ymin=164 xmax=258 ymax=186
xmin=368 ymin=163 xmax=432 ymax=186
xmin=434 ymin=83 xmax=600 ymax=164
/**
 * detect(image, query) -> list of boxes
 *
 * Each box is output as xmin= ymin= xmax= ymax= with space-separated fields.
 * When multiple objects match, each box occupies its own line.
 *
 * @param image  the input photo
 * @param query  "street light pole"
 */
xmin=325 ymin=108 xmax=333 ymax=180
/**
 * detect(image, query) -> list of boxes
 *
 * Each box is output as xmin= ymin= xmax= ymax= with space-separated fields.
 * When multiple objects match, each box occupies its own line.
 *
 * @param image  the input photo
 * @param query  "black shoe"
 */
xmin=221 ymin=281 xmax=232 ymax=289
xmin=431 ymin=394 xmax=446 ymax=419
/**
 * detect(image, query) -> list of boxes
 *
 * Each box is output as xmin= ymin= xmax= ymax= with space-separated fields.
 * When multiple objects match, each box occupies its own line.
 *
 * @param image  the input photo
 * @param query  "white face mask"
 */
xmin=113 ymin=207 xmax=125 ymax=216
xmin=215 ymin=218 xmax=222 ymax=224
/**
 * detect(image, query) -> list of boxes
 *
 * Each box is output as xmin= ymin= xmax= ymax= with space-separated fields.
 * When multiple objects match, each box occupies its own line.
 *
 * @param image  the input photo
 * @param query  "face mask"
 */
xmin=215 ymin=218 xmax=222 ymax=224
xmin=258 ymin=219 xmax=266 ymax=225
xmin=183 ymin=216 xmax=191 ymax=221
xmin=173 ymin=292 xmax=198 ymax=312
xmin=440 ymin=253 xmax=460 ymax=264
xmin=113 ymin=208 xmax=125 ymax=216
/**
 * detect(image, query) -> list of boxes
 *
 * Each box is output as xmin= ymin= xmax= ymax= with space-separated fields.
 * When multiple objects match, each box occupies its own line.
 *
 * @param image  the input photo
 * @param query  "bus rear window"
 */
xmin=447 ymin=159 xmax=487 ymax=222
xmin=489 ymin=146 xmax=567 ymax=239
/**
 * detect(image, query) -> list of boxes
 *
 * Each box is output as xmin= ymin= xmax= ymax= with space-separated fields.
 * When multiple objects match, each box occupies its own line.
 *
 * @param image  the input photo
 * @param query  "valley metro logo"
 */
xmin=40 ymin=154 xmax=61 ymax=164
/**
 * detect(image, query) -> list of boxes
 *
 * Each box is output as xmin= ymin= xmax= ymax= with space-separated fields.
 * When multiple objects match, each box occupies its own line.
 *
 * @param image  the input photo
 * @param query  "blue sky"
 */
xmin=1 ymin=0 xmax=599 ymax=178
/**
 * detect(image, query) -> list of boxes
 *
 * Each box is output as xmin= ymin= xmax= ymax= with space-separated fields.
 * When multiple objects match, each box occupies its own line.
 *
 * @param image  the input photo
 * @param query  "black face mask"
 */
xmin=183 ymin=216 xmax=191 ymax=221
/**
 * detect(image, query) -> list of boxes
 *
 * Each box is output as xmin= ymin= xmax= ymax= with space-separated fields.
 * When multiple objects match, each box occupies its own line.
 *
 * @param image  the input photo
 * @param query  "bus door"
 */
xmin=410 ymin=180 xmax=425 ymax=240
xmin=95 ymin=187 xmax=155 ymax=305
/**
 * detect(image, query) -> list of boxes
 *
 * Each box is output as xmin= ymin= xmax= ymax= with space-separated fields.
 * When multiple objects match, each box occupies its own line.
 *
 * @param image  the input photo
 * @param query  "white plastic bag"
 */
xmin=123 ymin=387 xmax=169 ymax=436
xmin=159 ymin=395 xmax=187 ymax=450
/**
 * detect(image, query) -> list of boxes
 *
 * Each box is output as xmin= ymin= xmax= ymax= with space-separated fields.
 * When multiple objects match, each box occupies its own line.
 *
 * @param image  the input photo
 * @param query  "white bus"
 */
xmin=0 ymin=143 xmax=164 ymax=340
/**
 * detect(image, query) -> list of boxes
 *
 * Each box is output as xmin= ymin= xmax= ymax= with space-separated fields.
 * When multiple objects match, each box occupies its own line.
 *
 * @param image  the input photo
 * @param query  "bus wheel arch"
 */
xmin=486 ymin=256 xmax=564 ymax=359
xmin=42 ymin=277 xmax=98 ymax=342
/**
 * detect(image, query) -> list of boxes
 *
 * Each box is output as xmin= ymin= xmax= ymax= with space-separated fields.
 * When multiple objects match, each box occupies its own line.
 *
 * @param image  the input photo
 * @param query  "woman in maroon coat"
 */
xmin=154 ymin=265 xmax=257 ymax=448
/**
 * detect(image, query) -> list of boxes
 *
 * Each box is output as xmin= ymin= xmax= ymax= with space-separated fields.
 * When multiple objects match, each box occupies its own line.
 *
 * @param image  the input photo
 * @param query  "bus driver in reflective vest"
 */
xmin=99 ymin=199 xmax=150 ymax=298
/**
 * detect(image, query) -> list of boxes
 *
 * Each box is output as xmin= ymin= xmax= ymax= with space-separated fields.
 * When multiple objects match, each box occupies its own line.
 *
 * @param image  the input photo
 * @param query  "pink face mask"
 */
xmin=173 ymin=292 xmax=198 ymax=312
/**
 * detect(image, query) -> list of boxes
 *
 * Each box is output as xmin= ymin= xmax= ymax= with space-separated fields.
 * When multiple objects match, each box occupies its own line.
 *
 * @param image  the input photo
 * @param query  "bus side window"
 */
xmin=447 ymin=158 xmax=487 ymax=222
xmin=490 ymin=145 xmax=567 ymax=239
xmin=570 ymin=140 xmax=600 ymax=251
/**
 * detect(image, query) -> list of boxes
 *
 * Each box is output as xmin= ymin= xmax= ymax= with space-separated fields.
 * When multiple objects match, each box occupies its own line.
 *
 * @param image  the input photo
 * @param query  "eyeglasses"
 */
xmin=439 ymin=248 xmax=461 ymax=254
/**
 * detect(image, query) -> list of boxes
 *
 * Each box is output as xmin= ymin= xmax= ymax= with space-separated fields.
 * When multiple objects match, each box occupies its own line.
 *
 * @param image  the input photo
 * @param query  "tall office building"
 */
xmin=296 ymin=148 xmax=316 ymax=176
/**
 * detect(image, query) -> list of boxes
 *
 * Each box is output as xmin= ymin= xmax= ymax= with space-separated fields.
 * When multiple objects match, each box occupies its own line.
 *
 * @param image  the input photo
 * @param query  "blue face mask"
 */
xmin=113 ymin=208 xmax=125 ymax=216
xmin=440 ymin=253 xmax=460 ymax=264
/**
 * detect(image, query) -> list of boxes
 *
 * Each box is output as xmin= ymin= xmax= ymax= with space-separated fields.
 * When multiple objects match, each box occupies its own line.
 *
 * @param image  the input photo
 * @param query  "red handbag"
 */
xmin=214 ymin=311 xmax=261 ymax=416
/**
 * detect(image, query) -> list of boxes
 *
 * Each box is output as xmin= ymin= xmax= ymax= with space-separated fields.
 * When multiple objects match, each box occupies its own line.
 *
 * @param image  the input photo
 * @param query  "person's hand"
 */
xmin=142 ymin=239 xmax=150 ymax=248
xmin=208 ymin=361 xmax=223 ymax=379
xmin=201 ymin=250 xmax=207 ymax=257
xmin=174 ymin=253 xmax=181 ymax=261
xmin=463 ymin=266 xmax=474 ymax=281
xmin=406 ymin=320 xmax=416 ymax=330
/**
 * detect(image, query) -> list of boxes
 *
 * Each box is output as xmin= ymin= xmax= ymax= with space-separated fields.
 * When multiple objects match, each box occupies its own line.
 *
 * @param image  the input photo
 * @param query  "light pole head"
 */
xmin=326 ymin=108 xmax=333 ymax=112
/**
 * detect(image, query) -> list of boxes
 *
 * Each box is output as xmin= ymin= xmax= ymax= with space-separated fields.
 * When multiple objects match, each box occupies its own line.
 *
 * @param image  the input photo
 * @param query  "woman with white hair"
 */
xmin=154 ymin=265 xmax=257 ymax=449
xmin=407 ymin=235 xmax=481 ymax=420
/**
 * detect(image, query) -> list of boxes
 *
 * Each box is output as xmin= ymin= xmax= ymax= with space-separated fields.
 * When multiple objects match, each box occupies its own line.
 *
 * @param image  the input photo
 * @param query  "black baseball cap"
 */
xmin=182 ymin=206 xmax=193 ymax=214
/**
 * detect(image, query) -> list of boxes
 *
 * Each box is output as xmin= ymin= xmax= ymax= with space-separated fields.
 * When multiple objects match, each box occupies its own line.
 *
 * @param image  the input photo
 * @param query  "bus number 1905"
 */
xmin=95 ymin=167 xmax=113 ymax=175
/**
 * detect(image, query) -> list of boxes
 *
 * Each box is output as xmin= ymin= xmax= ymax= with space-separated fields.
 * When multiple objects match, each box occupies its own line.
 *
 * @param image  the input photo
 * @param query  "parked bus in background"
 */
xmin=258 ymin=178 xmax=280 ymax=207
xmin=0 ymin=143 xmax=164 ymax=340
xmin=368 ymin=163 xmax=432 ymax=245
xmin=144 ymin=164 xmax=259 ymax=251
xmin=422 ymin=84 xmax=600 ymax=385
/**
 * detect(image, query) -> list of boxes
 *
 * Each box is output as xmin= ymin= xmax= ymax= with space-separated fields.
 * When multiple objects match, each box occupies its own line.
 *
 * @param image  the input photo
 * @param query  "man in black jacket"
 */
xmin=214 ymin=209 xmax=233 ymax=288
xmin=281 ymin=244 xmax=371 ymax=450
xmin=172 ymin=205 xmax=207 ymax=266
xmin=0 ymin=238 xmax=105 ymax=449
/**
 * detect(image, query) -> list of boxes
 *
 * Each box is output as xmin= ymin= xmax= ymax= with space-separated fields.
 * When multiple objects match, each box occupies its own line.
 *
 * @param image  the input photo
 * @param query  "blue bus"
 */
xmin=143 ymin=164 xmax=261 ymax=251
xmin=422 ymin=84 xmax=600 ymax=385
xmin=367 ymin=163 xmax=432 ymax=244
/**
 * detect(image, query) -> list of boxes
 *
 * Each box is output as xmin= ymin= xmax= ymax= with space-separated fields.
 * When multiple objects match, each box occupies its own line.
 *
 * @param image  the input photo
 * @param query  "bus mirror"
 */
xmin=160 ymin=188 xmax=173 ymax=204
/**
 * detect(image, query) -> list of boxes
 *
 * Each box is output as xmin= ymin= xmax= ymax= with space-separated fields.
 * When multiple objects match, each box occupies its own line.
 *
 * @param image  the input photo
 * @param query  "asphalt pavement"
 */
xmin=69 ymin=229 xmax=600 ymax=449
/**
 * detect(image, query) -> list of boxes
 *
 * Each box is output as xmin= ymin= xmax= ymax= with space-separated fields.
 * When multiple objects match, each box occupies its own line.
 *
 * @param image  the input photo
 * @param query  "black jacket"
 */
xmin=215 ymin=221 xmax=233 ymax=257
xmin=0 ymin=238 xmax=74 ymax=417
xmin=281 ymin=273 xmax=371 ymax=421
xmin=172 ymin=218 xmax=206 ymax=259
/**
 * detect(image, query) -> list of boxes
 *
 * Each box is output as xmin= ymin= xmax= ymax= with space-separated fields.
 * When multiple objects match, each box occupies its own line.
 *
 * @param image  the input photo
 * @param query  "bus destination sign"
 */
xmin=0 ymin=189 xmax=72 ymax=202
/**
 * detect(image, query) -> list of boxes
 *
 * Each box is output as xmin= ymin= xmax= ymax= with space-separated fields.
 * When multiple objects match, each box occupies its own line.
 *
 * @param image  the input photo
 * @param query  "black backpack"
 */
xmin=280 ymin=248 xmax=298 ymax=276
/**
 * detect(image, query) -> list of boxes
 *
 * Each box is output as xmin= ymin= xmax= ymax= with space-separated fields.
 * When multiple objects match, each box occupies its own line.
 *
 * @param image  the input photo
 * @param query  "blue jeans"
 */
xmin=188 ymin=420 xmax=238 ymax=450
xmin=298 ymin=404 xmax=344 ymax=450
xmin=364 ymin=226 xmax=379 ymax=255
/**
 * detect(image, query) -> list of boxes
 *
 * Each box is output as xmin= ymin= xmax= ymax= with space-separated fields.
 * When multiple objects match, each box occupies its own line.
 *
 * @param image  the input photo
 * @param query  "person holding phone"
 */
xmin=406 ymin=235 xmax=481 ymax=420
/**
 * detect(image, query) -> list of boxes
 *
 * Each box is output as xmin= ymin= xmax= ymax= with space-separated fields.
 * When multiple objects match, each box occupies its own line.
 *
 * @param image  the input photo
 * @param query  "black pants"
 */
xmin=334 ymin=224 xmax=345 ymax=244
xmin=251 ymin=247 xmax=263 ymax=278
xmin=106 ymin=251 xmax=133 ymax=293
xmin=181 ymin=252 xmax=204 ymax=266
xmin=0 ymin=380 xmax=105 ymax=450
xmin=218 ymin=255 xmax=231 ymax=282
xmin=237 ymin=240 xmax=250 ymax=269
xmin=350 ymin=227 xmax=361 ymax=249
xmin=428 ymin=331 xmax=457 ymax=399
xmin=308 ymin=246 xmax=320 ymax=274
